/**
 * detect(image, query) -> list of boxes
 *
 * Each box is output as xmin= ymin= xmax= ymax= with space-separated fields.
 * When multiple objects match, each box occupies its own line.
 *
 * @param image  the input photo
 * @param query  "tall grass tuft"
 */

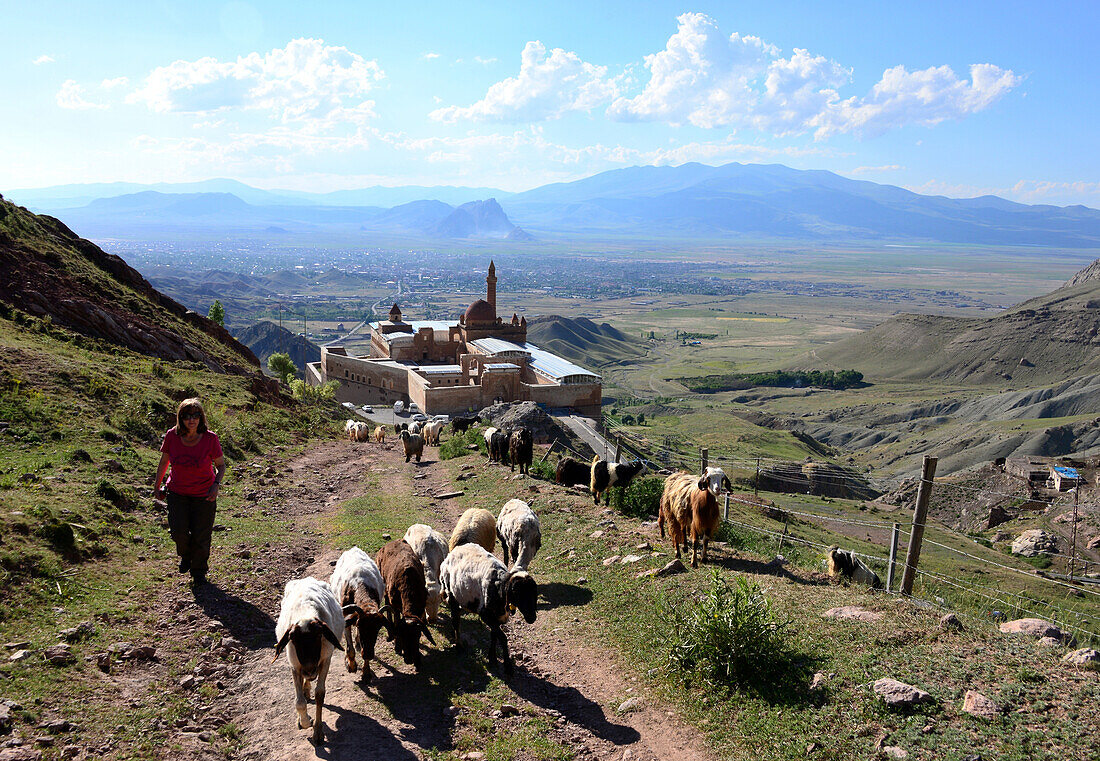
xmin=667 ymin=570 xmax=797 ymax=691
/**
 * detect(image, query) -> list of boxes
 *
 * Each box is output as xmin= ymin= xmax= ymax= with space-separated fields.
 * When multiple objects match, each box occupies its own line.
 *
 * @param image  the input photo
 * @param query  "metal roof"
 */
xmin=483 ymin=363 xmax=520 ymax=371
xmin=469 ymin=337 xmax=530 ymax=356
xmin=417 ymin=365 xmax=463 ymax=375
xmin=1052 ymin=466 xmax=1080 ymax=478
xmin=522 ymin=342 xmax=601 ymax=384
xmin=371 ymin=321 xmax=454 ymax=343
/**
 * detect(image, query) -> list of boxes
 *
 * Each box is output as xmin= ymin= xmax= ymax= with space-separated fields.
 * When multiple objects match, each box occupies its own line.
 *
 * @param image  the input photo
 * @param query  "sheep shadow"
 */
xmin=508 ymin=668 xmax=640 ymax=745
xmin=192 ymin=582 xmax=276 ymax=648
xmin=537 ymin=581 xmax=594 ymax=611
xmin=316 ymin=704 xmax=422 ymax=760
xmin=356 ymin=644 xmax=490 ymax=753
xmin=706 ymin=553 xmax=828 ymax=587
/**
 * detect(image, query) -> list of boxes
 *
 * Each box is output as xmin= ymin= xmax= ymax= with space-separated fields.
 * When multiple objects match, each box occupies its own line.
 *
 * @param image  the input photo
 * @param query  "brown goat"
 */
xmin=376 ymin=540 xmax=435 ymax=669
xmin=658 ymin=472 xmax=720 ymax=567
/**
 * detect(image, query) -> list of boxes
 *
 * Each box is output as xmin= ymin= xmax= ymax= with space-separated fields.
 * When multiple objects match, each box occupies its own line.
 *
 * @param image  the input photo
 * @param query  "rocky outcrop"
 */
xmin=872 ymin=678 xmax=933 ymax=707
xmin=1011 ymin=529 xmax=1058 ymax=557
xmin=477 ymin=401 xmax=584 ymax=451
xmin=999 ymin=618 xmax=1073 ymax=644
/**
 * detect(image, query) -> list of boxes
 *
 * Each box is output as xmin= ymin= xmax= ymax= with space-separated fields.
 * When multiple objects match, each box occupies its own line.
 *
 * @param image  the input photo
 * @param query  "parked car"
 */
xmin=412 ymin=413 xmax=429 ymax=423
xmin=361 ymin=405 xmax=373 ymax=413
xmin=409 ymin=402 xmax=420 ymax=413
xmin=393 ymin=401 xmax=405 ymax=414
xmin=341 ymin=402 xmax=355 ymax=409
xmin=432 ymin=414 xmax=450 ymax=424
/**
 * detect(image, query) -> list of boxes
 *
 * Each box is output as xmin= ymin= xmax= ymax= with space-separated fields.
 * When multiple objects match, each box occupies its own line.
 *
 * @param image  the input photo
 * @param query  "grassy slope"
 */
xmin=0 ymin=309 xmax=339 ymax=757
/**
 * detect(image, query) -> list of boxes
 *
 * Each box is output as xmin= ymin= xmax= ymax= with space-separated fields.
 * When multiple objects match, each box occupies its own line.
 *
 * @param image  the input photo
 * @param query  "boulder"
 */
xmin=882 ymin=748 xmax=909 ymax=760
xmin=42 ymin=645 xmax=75 ymax=666
xmin=1011 ymin=529 xmax=1057 ymax=557
xmin=940 ymin=613 xmax=963 ymax=631
xmin=822 ymin=606 xmax=884 ymax=623
xmin=999 ymin=618 xmax=1070 ymax=643
xmin=873 ymin=678 xmax=933 ymax=707
xmin=617 ymin=697 xmax=643 ymax=713
xmin=1062 ymin=648 xmax=1100 ymax=669
xmin=961 ymin=690 xmax=1000 ymax=720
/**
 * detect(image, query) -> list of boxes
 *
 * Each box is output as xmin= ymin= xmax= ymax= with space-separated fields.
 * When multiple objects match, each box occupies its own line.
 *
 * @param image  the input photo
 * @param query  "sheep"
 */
xmin=449 ymin=507 xmax=496 ymax=553
xmin=344 ymin=419 xmax=358 ymax=440
xmin=329 ymin=547 xmax=394 ymax=684
xmin=482 ymin=426 xmax=498 ymax=448
xmin=273 ymin=577 xmax=345 ymax=744
xmin=658 ymin=472 xmax=720 ymax=568
xmin=555 ymin=456 xmax=591 ymax=488
xmin=400 ymin=430 xmax=424 ymax=463
xmin=373 ymin=425 xmax=386 ymax=444
xmin=508 ymin=428 xmax=533 ymax=474
xmin=394 ymin=422 xmax=408 ymax=434
xmin=490 ymin=430 xmax=510 ymax=465
xmin=589 ymin=457 xmax=647 ymax=506
xmin=376 ymin=539 xmax=436 ymax=669
xmin=403 ymin=523 xmax=448 ymax=622
xmin=452 ymin=415 xmax=478 ymax=433
xmin=496 ymin=499 xmax=541 ymax=571
xmin=345 ymin=420 xmax=369 ymax=442
xmin=827 ymin=547 xmax=883 ymax=589
xmin=422 ymin=420 xmax=445 ymax=446
xmin=410 ymin=421 xmax=422 ymax=435
xmin=704 ymin=466 xmax=733 ymax=495
xmin=439 ymin=543 xmax=538 ymax=676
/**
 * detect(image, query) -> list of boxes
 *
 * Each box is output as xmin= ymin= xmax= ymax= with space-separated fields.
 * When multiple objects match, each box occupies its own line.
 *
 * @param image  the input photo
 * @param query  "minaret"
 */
xmin=486 ymin=260 xmax=497 ymax=313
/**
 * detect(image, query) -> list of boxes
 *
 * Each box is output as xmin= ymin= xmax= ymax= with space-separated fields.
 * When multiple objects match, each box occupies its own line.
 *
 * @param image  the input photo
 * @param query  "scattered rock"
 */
xmin=42 ymin=645 xmax=75 ymax=666
xmin=124 ymin=646 xmax=157 ymax=661
xmin=999 ymin=618 xmax=1071 ymax=644
xmin=1 ymin=643 xmax=28 ymax=651
xmin=635 ymin=568 xmax=660 ymax=579
xmin=576 ymin=577 xmax=587 ymax=585
xmin=499 ymin=704 xmax=520 ymax=717
xmin=1038 ymin=636 xmax=1062 ymax=648
xmin=603 ymin=556 xmax=621 ymax=566
xmin=620 ymin=555 xmax=643 ymax=564
xmin=873 ymin=678 xmax=933 ymax=707
xmin=0 ymin=704 xmax=11 ymax=732
xmin=180 ymin=675 xmax=196 ymax=690
xmin=461 ymin=753 xmax=485 ymax=761
xmin=434 ymin=491 xmax=464 ymax=500
xmin=590 ymin=530 xmax=604 ymax=539
xmin=58 ymin=622 xmax=95 ymax=643
xmin=655 ymin=558 xmax=686 ymax=577
xmin=940 ymin=614 xmax=963 ymax=631
xmin=882 ymin=747 xmax=909 ymax=760
xmin=962 ymin=690 xmax=1000 ymax=720
xmin=233 ymin=550 xmax=251 ymax=559
xmin=809 ymin=672 xmax=827 ymax=691
xmin=1062 ymin=648 xmax=1100 ymax=669
xmin=617 ymin=697 xmax=643 ymax=713
xmin=8 ymin=651 xmax=30 ymax=663
xmin=635 ymin=542 xmax=651 ymax=550
xmin=95 ymin=653 xmax=111 ymax=673
xmin=0 ymin=749 xmax=41 ymax=761
xmin=1011 ymin=530 xmax=1057 ymax=557
xmin=822 ymin=607 xmax=884 ymax=623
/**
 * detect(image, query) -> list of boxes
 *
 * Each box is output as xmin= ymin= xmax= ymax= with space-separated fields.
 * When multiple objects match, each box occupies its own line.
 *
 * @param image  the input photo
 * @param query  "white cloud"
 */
xmin=32 ymin=55 xmax=55 ymax=65
xmin=850 ymin=164 xmax=904 ymax=174
xmin=126 ymin=38 xmax=384 ymax=128
xmin=474 ymin=56 xmax=497 ymax=66
xmin=430 ymin=40 xmax=617 ymax=123
xmin=101 ymin=76 xmax=129 ymax=90
xmin=422 ymin=52 xmax=440 ymax=60
xmin=609 ymin=12 xmax=1018 ymax=139
xmin=56 ymin=79 xmax=107 ymax=110
xmin=905 ymin=179 xmax=1100 ymax=207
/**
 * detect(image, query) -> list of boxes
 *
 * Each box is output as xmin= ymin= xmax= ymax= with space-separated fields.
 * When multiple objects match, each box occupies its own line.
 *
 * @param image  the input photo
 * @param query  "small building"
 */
xmin=1006 ymin=458 xmax=1049 ymax=484
xmin=1050 ymin=465 xmax=1082 ymax=491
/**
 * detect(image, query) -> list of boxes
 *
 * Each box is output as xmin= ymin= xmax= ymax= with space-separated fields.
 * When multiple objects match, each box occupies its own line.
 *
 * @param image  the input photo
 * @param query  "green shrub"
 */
xmin=528 ymin=458 xmax=555 ymax=481
xmin=667 ymin=571 xmax=795 ymax=690
xmin=35 ymin=518 xmax=76 ymax=553
xmin=1022 ymin=554 xmax=1053 ymax=569
xmin=440 ymin=428 xmax=486 ymax=460
xmin=68 ymin=449 xmax=93 ymax=464
xmin=95 ymin=479 xmax=133 ymax=510
xmin=616 ymin=476 xmax=664 ymax=518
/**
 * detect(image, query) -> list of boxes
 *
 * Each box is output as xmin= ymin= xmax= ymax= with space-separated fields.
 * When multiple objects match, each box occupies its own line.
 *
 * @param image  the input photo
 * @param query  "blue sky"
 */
xmin=3 ymin=1 xmax=1098 ymax=206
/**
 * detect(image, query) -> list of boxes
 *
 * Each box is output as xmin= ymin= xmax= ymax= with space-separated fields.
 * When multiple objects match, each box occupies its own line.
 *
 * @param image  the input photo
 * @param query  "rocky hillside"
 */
xmin=428 ymin=198 xmax=528 ymax=239
xmin=236 ymin=320 xmax=321 ymax=376
xmin=0 ymin=193 xmax=260 ymax=374
xmin=526 ymin=315 xmax=645 ymax=367
xmin=816 ymin=259 xmax=1100 ymax=386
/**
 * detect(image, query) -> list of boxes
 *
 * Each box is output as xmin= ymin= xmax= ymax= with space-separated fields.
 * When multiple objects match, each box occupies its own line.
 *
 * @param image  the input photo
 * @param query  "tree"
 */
xmin=637 ymin=412 xmax=646 ymax=426
xmin=208 ymin=300 xmax=225 ymax=326
xmin=267 ymin=352 xmax=298 ymax=384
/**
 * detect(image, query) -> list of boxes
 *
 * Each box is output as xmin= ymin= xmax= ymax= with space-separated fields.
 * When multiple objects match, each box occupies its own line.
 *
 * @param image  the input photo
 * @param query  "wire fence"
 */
xmin=592 ymin=412 xmax=1100 ymax=642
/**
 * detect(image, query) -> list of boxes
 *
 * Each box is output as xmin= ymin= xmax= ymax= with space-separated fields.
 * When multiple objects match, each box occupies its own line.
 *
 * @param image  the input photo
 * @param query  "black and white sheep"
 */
xmin=329 ymin=547 xmax=393 ymax=683
xmin=403 ymin=523 xmax=448 ymax=622
xmin=273 ymin=577 xmax=345 ymax=744
xmin=451 ymin=415 xmax=478 ymax=433
xmin=496 ymin=499 xmax=541 ymax=571
xmin=826 ymin=547 xmax=883 ymax=589
xmin=439 ymin=543 xmax=538 ymax=676
xmin=589 ymin=456 xmax=647 ymax=506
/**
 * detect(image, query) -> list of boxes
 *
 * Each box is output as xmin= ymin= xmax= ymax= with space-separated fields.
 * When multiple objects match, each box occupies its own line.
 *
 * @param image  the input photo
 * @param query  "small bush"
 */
xmin=68 ymin=449 xmax=93 ymax=464
xmin=617 ymin=476 xmax=664 ymax=518
xmin=667 ymin=571 xmax=795 ymax=690
xmin=35 ymin=518 xmax=76 ymax=552
xmin=95 ymin=479 xmax=134 ymax=510
xmin=528 ymin=458 xmax=556 ymax=481
xmin=440 ymin=428 xmax=486 ymax=460
xmin=1022 ymin=554 xmax=1053 ymax=569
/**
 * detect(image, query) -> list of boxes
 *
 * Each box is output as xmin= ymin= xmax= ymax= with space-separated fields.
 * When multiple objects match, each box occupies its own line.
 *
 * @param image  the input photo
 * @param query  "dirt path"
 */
xmin=174 ymin=438 xmax=710 ymax=761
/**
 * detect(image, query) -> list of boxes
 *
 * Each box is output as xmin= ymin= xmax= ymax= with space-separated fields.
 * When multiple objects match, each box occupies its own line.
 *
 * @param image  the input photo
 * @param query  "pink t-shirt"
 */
xmin=160 ymin=429 xmax=223 ymax=497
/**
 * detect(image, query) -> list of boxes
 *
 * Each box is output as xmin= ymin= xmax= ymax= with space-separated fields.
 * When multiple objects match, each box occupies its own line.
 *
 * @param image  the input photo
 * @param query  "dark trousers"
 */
xmin=166 ymin=491 xmax=217 ymax=575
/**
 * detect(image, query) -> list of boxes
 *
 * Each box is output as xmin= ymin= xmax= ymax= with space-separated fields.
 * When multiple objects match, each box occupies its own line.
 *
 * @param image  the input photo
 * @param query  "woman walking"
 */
xmin=153 ymin=398 xmax=225 ymax=586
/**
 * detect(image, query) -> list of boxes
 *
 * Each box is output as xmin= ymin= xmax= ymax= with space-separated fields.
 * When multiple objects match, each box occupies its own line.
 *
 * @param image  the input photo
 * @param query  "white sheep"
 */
xmin=439 ymin=543 xmax=538 ymax=676
xmin=422 ymin=420 xmax=444 ymax=446
xmin=329 ymin=547 xmax=393 ymax=683
xmin=496 ymin=499 xmax=541 ymax=571
xmin=274 ymin=577 xmax=345 ymax=744
xmin=403 ymin=523 xmax=449 ymax=622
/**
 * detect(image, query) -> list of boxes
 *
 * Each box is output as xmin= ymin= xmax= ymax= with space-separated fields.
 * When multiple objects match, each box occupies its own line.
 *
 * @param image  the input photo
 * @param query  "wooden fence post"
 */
xmin=540 ymin=440 xmax=558 ymax=464
xmin=615 ymin=436 xmax=622 ymax=464
xmin=723 ymin=493 xmax=730 ymax=522
xmin=701 ymin=448 xmax=708 ymax=475
xmin=754 ymin=457 xmax=761 ymax=497
xmin=886 ymin=522 xmax=900 ymax=592
xmin=900 ymin=455 xmax=938 ymax=596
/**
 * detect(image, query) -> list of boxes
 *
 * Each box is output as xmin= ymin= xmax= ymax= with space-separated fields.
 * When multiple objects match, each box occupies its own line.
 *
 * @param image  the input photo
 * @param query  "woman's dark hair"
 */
xmin=175 ymin=398 xmax=209 ymax=435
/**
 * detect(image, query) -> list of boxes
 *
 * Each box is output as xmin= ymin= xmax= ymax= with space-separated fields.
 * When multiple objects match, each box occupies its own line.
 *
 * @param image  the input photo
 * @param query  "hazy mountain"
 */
xmin=500 ymin=162 xmax=1100 ymax=246
xmin=429 ymin=199 xmax=520 ymax=238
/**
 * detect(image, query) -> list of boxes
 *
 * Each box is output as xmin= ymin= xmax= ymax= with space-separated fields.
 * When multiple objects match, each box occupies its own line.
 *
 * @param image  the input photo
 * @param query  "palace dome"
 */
xmin=463 ymin=298 xmax=495 ymax=323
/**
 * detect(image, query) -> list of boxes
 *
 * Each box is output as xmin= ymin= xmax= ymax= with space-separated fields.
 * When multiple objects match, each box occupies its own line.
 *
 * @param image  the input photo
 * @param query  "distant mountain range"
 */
xmin=9 ymin=162 xmax=1100 ymax=246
